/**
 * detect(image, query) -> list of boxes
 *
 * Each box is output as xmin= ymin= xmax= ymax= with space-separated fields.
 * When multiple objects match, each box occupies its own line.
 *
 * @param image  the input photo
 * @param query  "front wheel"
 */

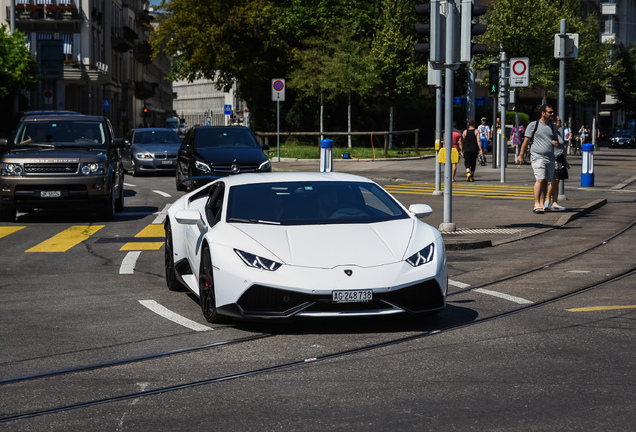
xmin=165 ymin=221 xmax=186 ymax=291
xmin=198 ymin=245 xmax=230 ymax=323
xmin=0 ymin=204 xmax=16 ymax=222
xmin=99 ymin=186 xmax=115 ymax=221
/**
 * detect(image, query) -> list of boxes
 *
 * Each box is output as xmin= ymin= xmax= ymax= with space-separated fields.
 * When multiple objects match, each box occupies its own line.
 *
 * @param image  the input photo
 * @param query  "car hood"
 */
xmin=195 ymin=147 xmax=266 ymax=164
xmin=3 ymin=147 xmax=107 ymax=159
xmin=232 ymin=219 xmax=430 ymax=268
xmin=133 ymin=143 xmax=181 ymax=154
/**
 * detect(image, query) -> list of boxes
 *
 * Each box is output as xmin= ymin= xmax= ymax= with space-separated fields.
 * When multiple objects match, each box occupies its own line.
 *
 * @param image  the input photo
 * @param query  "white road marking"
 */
xmin=139 ymin=300 xmax=212 ymax=331
xmin=153 ymin=190 xmax=172 ymax=198
xmin=449 ymin=279 xmax=470 ymax=289
xmin=153 ymin=203 xmax=171 ymax=225
xmin=449 ymin=279 xmax=533 ymax=304
xmin=124 ymin=182 xmax=136 ymax=187
xmin=473 ymin=288 xmax=534 ymax=304
xmin=120 ymin=251 xmax=141 ymax=274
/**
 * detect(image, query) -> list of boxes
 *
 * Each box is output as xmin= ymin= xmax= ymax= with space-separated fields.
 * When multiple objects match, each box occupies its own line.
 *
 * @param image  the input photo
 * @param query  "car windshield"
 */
xmin=196 ymin=128 xmax=260 ymax=149
xmin=13 ymin=121 xmax=107 ymax=147
xmin=615 ymin=129 xmax=632 ymax=136
xmin=226 ymin=181 xmax=409 ymax=225
xmin=134 ymin=130 xmax=180 ymax=144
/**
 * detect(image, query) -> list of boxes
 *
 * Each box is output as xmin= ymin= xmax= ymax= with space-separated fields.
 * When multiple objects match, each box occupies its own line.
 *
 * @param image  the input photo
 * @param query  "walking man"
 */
xmin=516 ymin=105 xmax=559 ymax=214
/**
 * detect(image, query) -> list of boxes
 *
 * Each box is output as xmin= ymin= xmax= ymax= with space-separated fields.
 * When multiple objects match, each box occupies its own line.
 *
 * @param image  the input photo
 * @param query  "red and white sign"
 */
xmin=509 ymin=58 xmax=529 ymax=87
xmin=271 ymin=79 xmax=285 ymax=102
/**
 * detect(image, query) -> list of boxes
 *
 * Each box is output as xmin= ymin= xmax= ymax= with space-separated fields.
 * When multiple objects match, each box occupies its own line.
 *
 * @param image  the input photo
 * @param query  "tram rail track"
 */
xmin=2 ymin=217 xmax=635 ymax=424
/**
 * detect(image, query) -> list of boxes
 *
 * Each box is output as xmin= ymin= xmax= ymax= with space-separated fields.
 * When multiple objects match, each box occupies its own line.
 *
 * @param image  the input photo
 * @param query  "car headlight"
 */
xmin=258 ymin=160 xmax=271 ymax=171
xmin=195 ymin=160 xmax=211 ymax=174
xmin=80 ymin=162 xmax=104 ymax=175
xmin=1 ymin=163 xmax=24 ymax=176
xmin=405 ymin=243 xmax=435 ymax=267
xmin=135 ymin=152 xmax=153 ymax=159
xmin=235 ymin=249 xmax=282 ymax=271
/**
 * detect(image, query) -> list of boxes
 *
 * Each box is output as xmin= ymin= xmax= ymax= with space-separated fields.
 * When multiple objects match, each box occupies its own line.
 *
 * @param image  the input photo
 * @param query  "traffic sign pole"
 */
xmin=272 ymin=79 xmax=285 ymax=162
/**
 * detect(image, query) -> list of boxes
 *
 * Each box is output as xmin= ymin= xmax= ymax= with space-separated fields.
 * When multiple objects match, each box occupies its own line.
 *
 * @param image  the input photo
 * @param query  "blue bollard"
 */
xmin=581 ymin=143 xmax=594 ymax=187
xmin=320 ymin=139 xmax=333 ymax=172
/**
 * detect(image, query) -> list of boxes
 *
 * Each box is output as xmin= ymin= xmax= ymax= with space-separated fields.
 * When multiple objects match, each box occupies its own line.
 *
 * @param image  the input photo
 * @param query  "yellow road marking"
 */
xmin=26 ymin=226 xmax=104 ymax=253
xmin=135 ymin=224 xmax=165 ymax=238
xmin=383 ymin=183 xmax=534 ymax=199
xmin=0 ymin=226 xmax=26 ymax=239
xmin=121 ymin=223 xmax=165 ymax=251
xmin=121 ymin=242 xmax=164 ymax=251
xmin=567 ymin=305 xmax=636 ymax=312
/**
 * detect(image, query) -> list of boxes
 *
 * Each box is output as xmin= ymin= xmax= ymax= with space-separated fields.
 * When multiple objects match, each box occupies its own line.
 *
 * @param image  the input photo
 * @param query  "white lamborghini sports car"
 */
xmin=165 ymin=172 xmax=447 ymax=323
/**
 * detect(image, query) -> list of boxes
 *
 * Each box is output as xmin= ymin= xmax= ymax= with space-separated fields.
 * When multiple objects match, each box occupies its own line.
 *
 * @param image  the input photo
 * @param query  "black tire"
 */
xmin=0 ymin=204 xmax=16 ymax=222
xmin=165 ymin=221 xmax=186 ymax=292
xmin=100 ymin=186 xmax=116 ymax=221
xmin=198 ymin=245 xmax=230 ymax=323
xmin=176 ymin=171 xmax=186 ymax=191
xmin=115 ymin=176 xmax=124 ymax=212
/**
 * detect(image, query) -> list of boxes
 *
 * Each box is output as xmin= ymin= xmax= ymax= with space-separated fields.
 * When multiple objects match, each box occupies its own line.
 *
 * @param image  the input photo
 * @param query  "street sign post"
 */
xmin=509 ymin=58 xmax=529 ymax=87
xmin=271 ymin=79 xmax=285 ymax=101
xmin=272 ymin=79 xmax=285 ymax=162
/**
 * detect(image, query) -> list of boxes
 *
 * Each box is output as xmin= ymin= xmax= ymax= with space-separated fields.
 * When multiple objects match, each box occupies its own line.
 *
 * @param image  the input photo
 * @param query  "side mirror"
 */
xmin=112 ymin=138 xmax=126 ymax=149
xmin=175 ymin=209 xmax=207 ymax=234
xmin=408 ymin=204 xmax=433 ymax=218
xmin=262 ymin=143 xmax=270 ymax=151
xmin=0 ymin=138 xmax=8 ymax=149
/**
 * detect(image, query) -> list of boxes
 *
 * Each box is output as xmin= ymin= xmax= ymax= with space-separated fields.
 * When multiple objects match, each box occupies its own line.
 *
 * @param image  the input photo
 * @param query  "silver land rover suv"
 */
xmin=0 ymin=114 xmax=125 ymax=222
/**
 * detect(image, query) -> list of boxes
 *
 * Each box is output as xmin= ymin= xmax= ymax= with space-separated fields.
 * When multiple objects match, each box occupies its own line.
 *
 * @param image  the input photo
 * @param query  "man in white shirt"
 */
xmin=477 ymin=117 xmax=490 ymax=154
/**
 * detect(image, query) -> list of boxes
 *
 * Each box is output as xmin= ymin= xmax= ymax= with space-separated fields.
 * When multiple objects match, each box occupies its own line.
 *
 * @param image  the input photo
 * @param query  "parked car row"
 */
xmin=0 ymin=111 xmax=272 ymax=221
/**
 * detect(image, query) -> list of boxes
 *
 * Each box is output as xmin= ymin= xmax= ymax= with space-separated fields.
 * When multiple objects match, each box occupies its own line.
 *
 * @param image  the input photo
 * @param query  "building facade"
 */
xmin=3 ymin=0 xmax=173 ymax=136
xmin=172 ymin=77 xmax=249 ymax=129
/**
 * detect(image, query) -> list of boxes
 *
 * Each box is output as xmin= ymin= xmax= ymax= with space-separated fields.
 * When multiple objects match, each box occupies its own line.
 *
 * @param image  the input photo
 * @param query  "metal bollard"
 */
xmin=581 ymin=143 xmax=594 ymax=187
xmin=320 ymin=139 xmax=333 ymax=172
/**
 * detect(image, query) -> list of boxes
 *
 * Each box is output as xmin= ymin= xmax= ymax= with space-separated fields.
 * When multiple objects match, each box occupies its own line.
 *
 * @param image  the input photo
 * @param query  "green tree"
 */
xmin=0 ymin=26 xmax=37 ymax=98
xmin=609 ymin=43 xmax=636 ymax=113
xmin=369 ymin=0 xmax=428 ymax=148
xmin=477 ymin=0 xmax=615 ymax=103
xmin=149 ymin=0 xmax=293 ymax=130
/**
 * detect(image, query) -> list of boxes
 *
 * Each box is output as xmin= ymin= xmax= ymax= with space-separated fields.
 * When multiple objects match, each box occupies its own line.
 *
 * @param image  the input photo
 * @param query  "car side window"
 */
xmin=205 ymin=184 xmax=225 ymax=227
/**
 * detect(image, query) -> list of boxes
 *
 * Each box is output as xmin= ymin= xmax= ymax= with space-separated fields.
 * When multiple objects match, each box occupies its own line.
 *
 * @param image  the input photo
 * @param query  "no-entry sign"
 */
xmin=272 ymin=79 xmax=285 ymax=101
xmin=509 ymin=58 xmax=529 ymax=87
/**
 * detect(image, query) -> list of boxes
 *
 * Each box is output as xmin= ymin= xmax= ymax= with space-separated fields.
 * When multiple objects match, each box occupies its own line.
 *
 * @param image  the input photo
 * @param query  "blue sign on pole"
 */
xmin=224 ymin=105 xmax=232 ymax=115
xmin=103 ymin=100 xmax=110 ymax=110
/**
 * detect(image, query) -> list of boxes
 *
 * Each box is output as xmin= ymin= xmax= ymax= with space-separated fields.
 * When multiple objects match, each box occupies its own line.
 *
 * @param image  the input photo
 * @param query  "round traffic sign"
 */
xmin=512 ymin=60 xmax=527 ymax=77
xmin=273 ymin=80 xmax=285 ymax=92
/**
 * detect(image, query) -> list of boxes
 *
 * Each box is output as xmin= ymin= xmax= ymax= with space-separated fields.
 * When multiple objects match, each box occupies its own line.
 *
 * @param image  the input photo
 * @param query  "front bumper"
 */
xmin=1 ymin=175 xmax=110 ymax=210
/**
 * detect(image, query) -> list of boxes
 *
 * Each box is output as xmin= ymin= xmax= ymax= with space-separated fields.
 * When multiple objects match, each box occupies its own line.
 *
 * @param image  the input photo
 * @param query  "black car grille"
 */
xmin=236 ymin=280 xmax=444 ymax=317
xmin=213 ymin=164 xmax=260 ymax=174
xmin=154 ymin=153 xmax=177 ymax=160
xmin=24 ymin=163 xmax=79 ymax=175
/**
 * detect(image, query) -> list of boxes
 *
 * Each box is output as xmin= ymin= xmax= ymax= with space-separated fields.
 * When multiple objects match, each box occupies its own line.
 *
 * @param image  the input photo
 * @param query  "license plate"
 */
xmin=332 ymin=290 xmax=372 ymax=303
xmin=161 ymin=160 xmax=175 ymax=165
xmin=41 ymin=191 xmax=61 ymax=198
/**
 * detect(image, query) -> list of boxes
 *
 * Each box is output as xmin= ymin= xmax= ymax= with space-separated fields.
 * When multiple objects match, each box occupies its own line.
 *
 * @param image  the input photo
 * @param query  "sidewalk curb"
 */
xmin=447 ymin=198 xmax=608 ymax=250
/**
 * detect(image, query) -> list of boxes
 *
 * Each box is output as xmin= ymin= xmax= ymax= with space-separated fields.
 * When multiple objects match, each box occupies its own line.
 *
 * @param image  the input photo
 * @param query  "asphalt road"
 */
xmin=1 ymin=147 xmax=635 ymax=430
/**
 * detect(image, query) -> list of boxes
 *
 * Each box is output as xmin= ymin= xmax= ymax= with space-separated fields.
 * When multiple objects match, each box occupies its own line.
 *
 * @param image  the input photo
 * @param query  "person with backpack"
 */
xmin=461 ymin=119 xmax=483 ymax=182
xmin=516 ymin=104 xmax=559 ymax=214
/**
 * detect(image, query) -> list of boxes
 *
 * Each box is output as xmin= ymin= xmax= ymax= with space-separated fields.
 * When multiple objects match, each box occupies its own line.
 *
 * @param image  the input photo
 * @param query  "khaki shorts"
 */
xmin=531 ymin=156 xmax=555 ymax=181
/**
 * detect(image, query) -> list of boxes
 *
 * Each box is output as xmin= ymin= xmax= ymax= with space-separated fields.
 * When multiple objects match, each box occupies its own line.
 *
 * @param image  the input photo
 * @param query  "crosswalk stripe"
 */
xmin=383 ymin=182 xmax=534 ymax=199
xmin=25 ymin=225 xmax=104 ymax=253
xmin=0 ymin=226 xmax=26 ymax=239
xmin=121 ymin=223 xmax=165 ymax=251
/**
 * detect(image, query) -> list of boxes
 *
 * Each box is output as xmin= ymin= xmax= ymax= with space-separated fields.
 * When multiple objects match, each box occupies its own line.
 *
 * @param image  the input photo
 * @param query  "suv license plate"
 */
xmin=332 ymin=290 xmax=372 ymax=303
xmin=41 ymin=191 xmax=61 ymax=198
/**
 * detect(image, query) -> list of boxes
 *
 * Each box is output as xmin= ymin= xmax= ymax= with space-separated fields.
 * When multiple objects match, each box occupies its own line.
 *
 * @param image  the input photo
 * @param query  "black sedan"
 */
xmin=608 ymin=128 xmax=636 ymax=149
xmin=122 ymin=128 xmax=182 ymax=176
xmin=176 ymin=126 xmax=271 ymax=191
